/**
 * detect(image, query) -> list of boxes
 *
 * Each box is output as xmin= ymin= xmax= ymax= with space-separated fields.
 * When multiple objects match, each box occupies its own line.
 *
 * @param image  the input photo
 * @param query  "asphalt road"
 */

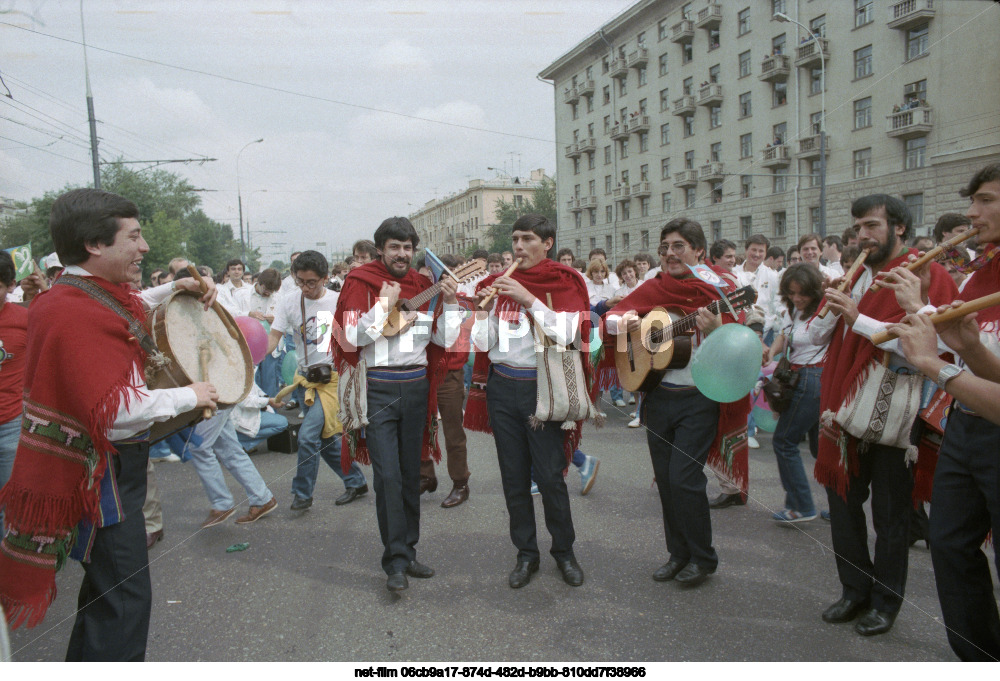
xmin=8 ymin=403 xmax=962 ymax=661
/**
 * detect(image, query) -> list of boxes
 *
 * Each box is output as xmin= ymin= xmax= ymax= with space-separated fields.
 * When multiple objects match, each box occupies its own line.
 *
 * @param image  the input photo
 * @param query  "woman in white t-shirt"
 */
xmin=585 ymin=259 xmax=617 ymax=306
xmin=765 ymin=263 xmax=828 ymax=523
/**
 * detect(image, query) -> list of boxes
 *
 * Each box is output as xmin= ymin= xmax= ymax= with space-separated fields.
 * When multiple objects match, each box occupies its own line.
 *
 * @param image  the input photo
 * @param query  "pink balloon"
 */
xmin=235 ymin=316 xmax=268 ymax=365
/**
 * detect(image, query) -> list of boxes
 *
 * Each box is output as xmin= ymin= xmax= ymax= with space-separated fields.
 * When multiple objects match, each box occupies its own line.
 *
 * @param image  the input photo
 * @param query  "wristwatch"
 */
xmin=935 ymin=363 xmax=964 ymax=390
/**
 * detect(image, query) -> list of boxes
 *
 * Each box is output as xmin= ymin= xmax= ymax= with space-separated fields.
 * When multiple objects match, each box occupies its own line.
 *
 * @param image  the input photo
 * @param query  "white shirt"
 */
xmin=233 ymin=285 xmax=278 ymax=320
xmin=232 ymin=383 xmax=272 ymax=437
xmin=471 ymin=298 xmax=580 ymax=369
xmin=614 ymin=282 xmax=640 ymax=298
xmin=216 ymin=280 xmax=249 ymax=314
xmin=340 ymin=294 xmax=462 ymax=369
xmin=272 ymin=288 xmax=341 ymax=370
xmin=825 ymin=260 xmax=845 ymax=278
xmin=586 ymin=279 xmax=617 ymax=305
xmin=643 ymin=266 xmax=661 ymax=281
xmin=732 ymin=262 xmax=780 ymax=335
xmin=777 ymin=310 xmax=827 ymax=365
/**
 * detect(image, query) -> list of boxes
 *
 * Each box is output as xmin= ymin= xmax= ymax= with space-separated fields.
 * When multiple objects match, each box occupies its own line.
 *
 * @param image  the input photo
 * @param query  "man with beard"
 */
xmin=810 ymin=194 xmax=957 ymax=637
xmin=335 ymin=218 xmax=461 ymax=592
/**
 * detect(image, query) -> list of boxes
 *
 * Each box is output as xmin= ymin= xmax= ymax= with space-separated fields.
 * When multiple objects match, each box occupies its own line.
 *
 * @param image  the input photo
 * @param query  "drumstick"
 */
xmin=817 ymin=248 xmax=873 ymax=318
xmin=198 ymin=343 xmax=214 ymax=419
xmin=870 ymin=228 xmax=980 ymax=292
xmin=869 ymin=291 xmax=1000 ymax=345
xmin=186 ymin=264 xmax=241 ymax=340
xmin=478 ymin=258 xmax=522 ymax=309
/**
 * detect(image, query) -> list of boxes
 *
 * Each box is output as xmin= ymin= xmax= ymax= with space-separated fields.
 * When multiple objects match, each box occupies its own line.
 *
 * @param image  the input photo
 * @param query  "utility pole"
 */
xmin=80 ymin=0 xmax=100 ymax=189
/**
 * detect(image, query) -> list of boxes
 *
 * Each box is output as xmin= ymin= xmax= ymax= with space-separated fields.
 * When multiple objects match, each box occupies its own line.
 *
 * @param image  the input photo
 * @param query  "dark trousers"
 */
xmin=366 ymin=375 xmax=428 ymax=575
xmin=825 ymin=442 xmax=912 ymax=614
xmin=487 ymin=371 xmax=575 ymax=562
xmin=420 ymin=369 xmax=470 ymax=485
xmin=929 ymin=409 xmax=1000 ymax=661
xmin=644 ymin=385 xmax=719 ymax=570
xmin=66 ymin=443 xmax=151 ymax=661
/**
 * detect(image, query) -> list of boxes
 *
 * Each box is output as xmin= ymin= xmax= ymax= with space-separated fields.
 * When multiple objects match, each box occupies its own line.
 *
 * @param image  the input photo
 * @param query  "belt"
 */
xmin=113 ymin=429 xmax=151 ymax=445
xmin=368 ymin=366 xmax=427 ymax=382
xmin=790 ymin=363 xmax=822 ymax=370
xmin=493 ymin=364 xmax=537 ymax=380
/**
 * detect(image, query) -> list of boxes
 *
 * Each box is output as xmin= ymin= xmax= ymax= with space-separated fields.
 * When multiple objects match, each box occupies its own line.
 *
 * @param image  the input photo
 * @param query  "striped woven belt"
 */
xmin=114 ymin=429 xmax=151 ymax=445
xmin=368 ymin=366 xmax=427 ymax=382
xmin=493 ymin=364 xmax=537 ymax=380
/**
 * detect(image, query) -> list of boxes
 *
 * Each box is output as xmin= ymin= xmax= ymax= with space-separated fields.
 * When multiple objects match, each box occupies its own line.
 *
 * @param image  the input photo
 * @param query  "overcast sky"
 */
xmin=1 ymin=0 xmax=636 ymax=261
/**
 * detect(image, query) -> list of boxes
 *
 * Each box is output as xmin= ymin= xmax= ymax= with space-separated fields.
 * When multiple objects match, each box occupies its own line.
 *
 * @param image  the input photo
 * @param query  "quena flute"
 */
xmin=869 ymin=227 xmax=980 ymax=292
xmin=817 ymin=247 xmax=873 ymax=318
xmin=869 ymin=291 xmax=1000 ymax=345
xmin=478 ymin=258 xmax=522 ymax=309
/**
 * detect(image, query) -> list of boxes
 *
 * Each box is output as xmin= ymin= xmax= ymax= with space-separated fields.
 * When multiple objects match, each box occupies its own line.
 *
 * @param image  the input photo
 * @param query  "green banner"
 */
xmin=5 ymin=244 xmax=33 ymax=281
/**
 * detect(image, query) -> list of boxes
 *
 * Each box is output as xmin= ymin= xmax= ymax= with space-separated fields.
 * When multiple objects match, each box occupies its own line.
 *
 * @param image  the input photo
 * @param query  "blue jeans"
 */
xmin=255 ymin=353 xmax=282 ymax=398
xmin=0 ymin=416 xmax=20 ymax=535
xmin=189 ymin=410 xmax=273 ymax=510
xmin=771 ymin=366 xmax=821 ymax=515
xmin=610 ymin=384 xmax=624 ymax=403
xmin=292 ymin=396 xmax=365 ymax=500
xmin=237 ymin=411 xmax=289 ymax=451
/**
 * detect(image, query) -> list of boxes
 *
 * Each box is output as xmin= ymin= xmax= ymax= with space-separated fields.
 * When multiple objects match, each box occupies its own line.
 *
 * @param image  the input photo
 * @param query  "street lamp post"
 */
xmin=236 ymin=138 xmax=264 ymax=261
xmin=775 ymin=12 xmax=826 ymax=238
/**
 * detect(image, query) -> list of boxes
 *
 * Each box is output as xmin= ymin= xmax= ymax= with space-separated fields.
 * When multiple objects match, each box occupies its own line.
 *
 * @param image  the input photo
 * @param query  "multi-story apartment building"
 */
xmin=540 ymin=0 xmax=999 ymax=263
xmin=411 ymin=169 xmax=549 ymax=256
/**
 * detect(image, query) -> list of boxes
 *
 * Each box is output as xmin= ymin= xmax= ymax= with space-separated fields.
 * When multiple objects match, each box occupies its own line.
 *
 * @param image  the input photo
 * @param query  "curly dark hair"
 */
xmin=778 ymin=263 xmax=823 ymax=320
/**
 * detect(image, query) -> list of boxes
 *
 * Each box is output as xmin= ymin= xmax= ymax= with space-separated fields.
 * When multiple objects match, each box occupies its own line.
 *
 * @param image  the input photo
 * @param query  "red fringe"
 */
xmin=706 ymin=397 xmax=751 ymax=492
xmin=0 ymin=578 xmax=56 ymax=630
xmin=0 ymin=484 xmax=82 ymax=537
xmin=912 ymin=435 xmax=940 ymax=505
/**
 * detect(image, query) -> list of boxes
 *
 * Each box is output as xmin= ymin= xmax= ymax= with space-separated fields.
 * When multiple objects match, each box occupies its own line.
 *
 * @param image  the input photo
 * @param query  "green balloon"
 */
xmin=281 ymin=350 xmax=299 ymax=385
xmin=691 ymin=324 xmax=761 ymax=403
xmin=752 ymin=405 xmax=779 ymax=433
xmin=261 ymin=320 xmax=271 ymax=334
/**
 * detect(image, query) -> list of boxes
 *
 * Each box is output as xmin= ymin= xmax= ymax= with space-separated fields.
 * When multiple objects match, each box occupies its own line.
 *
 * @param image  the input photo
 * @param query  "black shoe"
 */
xmin=855 ymin=608 xmax=897 ymax=636
xmin=822 ymin=597 xmax=870 ymax=624
xmin=386 ymin=572 xmax=408 ymax=592
xmin=556 ymin=557 xmax=584 ymax=587
xmin=508 ymin=559 xmax=540 ymax=589
xmin=652 ymin=558 xmax=688 ymax=582
xmin=290 ymin=496 xmax=312 ymax=511
xmin=709 ymin=492 xmax=745 ymax=509
xmin=406 ymin=560 xmax=435 ymax=578
xmin=674 ymin=562 xmax=715 ymax=587
xmin=335 ymin=484 xmax=369 ymax=506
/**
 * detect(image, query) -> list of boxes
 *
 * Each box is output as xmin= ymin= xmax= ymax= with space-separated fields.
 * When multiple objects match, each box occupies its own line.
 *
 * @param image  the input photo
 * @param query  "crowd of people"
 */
xmin=0 ymin=162 xmax=999 ymax=662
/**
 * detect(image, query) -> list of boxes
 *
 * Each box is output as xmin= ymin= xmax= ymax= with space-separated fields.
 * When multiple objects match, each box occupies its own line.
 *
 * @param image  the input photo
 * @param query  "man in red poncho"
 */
xmin=606 ymin=217 xmax=748 ymax=589
xmin=333 ymin=217 xmax=461 ymax=593
xmin=810 ymin=194 xmax=957 ymax=637
xmin=0 ymin=188 xmax=219 ymax=659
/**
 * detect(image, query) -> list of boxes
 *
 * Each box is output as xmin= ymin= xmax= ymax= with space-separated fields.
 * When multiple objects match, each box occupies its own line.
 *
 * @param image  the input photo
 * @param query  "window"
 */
xmin=619 ymin=139 xmax=629 ymax=159
xmin=854 ymin=97 xmax=872 ymax=129
xmin=711 ymin=220 xmax=722 ymax=242
xmin=574 ymin=213 xmax=582 ymax=229
xmin=681 ymin=2 xmax=692 ymax=20
xmin=588 ymin=153 xmax=595 ymax=170
xmin=586 ymin=66 xmax=593 ymax=80
xmin=772 ymin=167 xmax=788 ymax=193
xmin=621 ymin=169 xmax=630 ymax=184
xmin=660 ymin=88 xmax=670 ymax=111
xmin=604 ymin=146 xmax=612 ymax=165
xmin=907 ymin=25 xmax=929 ymax=61
xmin=708 ymin=28 xmax=720 ymax=51
xmin=605 ymin=175 xmax=613 ymax=194
xmin=575 ymin=239 xmax=581 ymax=254
xmin=772 ymin=0 xmax=786 ymax=15
xmin=637 ymin=31 xmax=646 ymax=47
xmin=660 ymin=123 xmax=671 ymax=146
xmin=571 ymin=102 xmax=578 ymax=120
xmin=810 ymin=67 xmax=823 ymax=95
xmin=658 ymin=19 xmax=669 ymax=41
xmin=739 ymin=91 xmax=752 ymax=117
xmin=638 ymin=98 xmax=647 ymax=115
xmin=682 ymin=43 xmax=693 ymax=64
xmin=740 ymin=133 xmax=753 ymax=159
xmin=659 ymin=53 xmax=669 ymax=76
xmin=639 ymin=132 xmax=649 ymax=152
xmin=741 ymin=175 xmax=752 ymax=198
xmin=740 ymin=216 xmax=753 ymax=240
xmin=660 ymin=158 xmax=671 ymax=179
xmin=573 ymin=157 xmax=580 ymax=175
xmin=640 ymin=197 xmax=650 ymax=217
xmin=622 ymin=232 xmax=631 ymax=251
xmin=641 ymin=230 xmax=650 ymax=249
xmin=710 ymin=142 xmax=722 ymax=162
xmin=905 ymin=79 xmax=928 ymax=106
xmin=810 ymin=207 xmax=821 ymax=230
xmin=603 ymin=115 xmax=611 ymax=134
xmin=683 ymin=77 xmax=693 ymax=96
xmin=710 ymin=181 xmax=723 ymax=203
xmin=773 ymin=211 xmax=787 ymax=237
xmin=590 ymin=237 xmax=597 ymax=250
xmin=709 ymin=105 xmax=721 ymax=128
xmin=708 ymin=64 xmax=720 ymax=84
xmin=619 ymin=77 xmax=628 ymax=97
xmin=605 ymin=206 xmax=613 ymax=223
xmin=809 ymin=159 xmax=822 ymax=187
xmin=855 ymin=0 xmax=873 ymax=27
xmin=662 ymin=192 xmax=672 ymax=213
xmin=684 ymin=150 xmax=695 ymax=169
xmin=772 ymin=82 xmax=787 ymax=107
xmin=738 ymin=8 xmax=750 ymax=36
xmin=904 ymin=193 xmax=924 ymax=227
xmin=809 ymin=15 xmax=826 ymax=38
xmin=603 ymin=85 xmax=611 ymax=105
xmin=854 ymin=45 xmax=873 ymax=79
xmin=640 ymin=163 xmax=649 ymax=181
xmin=589 ymin=210 xmax=596 ymax=227
xmin=602 ymin=57 xmax=609 ymax=74
xmin=621 ymin=201 xmax=630 ymax=221
xmin=685 ymin=187 xmax=696 ymax=208
xmin=738 ymin=50 xmax=751 ymax=77
xmin=588 ymin=179 xmax=596 ymax=196
xmin=854 ymin=148 xmax=872 ymax=179
xmin=810 ymin=111 xmax=823 ymax=135
xmin=638 ymin=67 xmax=647 ymax=87
xmin=773 ymin=122 xmax=786 ymax=144
xmin=772 ymin=34 xmax=786 ymax=56
xmin=905 ymin=138 xmax=927 ymax=170
xmin=683 ymin=115 xmax=694 ymax=137
xmin=606 ymin=235 xmax=613 ymax=251
xmin=585 ymin=96 xmax=593 ymax=113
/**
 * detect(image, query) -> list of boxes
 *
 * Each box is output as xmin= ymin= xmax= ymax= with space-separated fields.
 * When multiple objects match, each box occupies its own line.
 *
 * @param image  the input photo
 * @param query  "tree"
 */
xmin=486 ymin=177 xmax=558 ymax=254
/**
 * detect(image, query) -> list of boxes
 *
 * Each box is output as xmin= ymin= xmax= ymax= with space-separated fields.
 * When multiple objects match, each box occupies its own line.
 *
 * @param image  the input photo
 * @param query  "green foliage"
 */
xmin=0 ymin=189 xmax=68 ymax=256
xmin=487 ymin=177 xmax=558 ymax=254
xmin=268 ymin=259 xmax=286 ymax=272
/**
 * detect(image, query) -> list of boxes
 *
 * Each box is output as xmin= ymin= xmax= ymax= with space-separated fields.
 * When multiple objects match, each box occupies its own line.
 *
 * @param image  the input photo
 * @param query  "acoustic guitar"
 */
xmin=382 ymin=258 xmax=487 ymax=336
xmin=613 ymin=285 xmax=757 ymax=392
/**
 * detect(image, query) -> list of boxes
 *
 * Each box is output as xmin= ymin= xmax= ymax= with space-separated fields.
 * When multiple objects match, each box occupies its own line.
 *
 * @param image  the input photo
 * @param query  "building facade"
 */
xmin=411 ymin=169 xmax=549 ymax=256
xmin=540 ymin=0 xmax=1000 ymax=264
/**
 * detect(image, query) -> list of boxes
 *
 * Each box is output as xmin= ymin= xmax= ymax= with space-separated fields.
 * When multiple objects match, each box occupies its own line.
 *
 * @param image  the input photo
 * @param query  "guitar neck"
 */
xmin=646 ymin=297 xmax=732 ymax=344
xmin=404 ymin=282 xmax=443 ymax=310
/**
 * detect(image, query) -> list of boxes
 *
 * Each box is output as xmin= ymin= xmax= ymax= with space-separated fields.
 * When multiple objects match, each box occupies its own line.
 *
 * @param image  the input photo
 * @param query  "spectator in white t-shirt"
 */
xmin=797 ymin=233 xmax=838 ymax=282
xmin=821 ymin=235 xmax=845 ymax=278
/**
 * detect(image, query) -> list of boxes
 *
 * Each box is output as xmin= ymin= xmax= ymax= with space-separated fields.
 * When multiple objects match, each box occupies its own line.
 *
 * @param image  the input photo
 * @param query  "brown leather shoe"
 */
xmin=235 ymin=497 xmax=277 ymax=524
xmin=441 ymin=483 xmax=469 ymax=508
xmin=200 ymin=507 xmax=236 ymax=529
xmin=145 ymin=529 xmax=164 ymax=550
xmin=420 ymin=476 xmax=438 ymax=494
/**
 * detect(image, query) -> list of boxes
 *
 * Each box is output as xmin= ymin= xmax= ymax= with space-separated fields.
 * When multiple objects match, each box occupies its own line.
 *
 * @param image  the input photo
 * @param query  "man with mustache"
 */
xmin=335 ymin=217 xmax=461 ymax=592
xmin=810 ymin=194 xmax=957 ymax=637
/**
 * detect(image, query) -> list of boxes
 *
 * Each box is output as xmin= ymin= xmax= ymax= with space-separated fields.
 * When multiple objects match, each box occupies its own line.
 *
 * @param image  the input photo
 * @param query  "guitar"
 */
xmin=382 ymin=258 xmax=487 ymax=336
xmin=613 ymin=285 xmax=757 ymax=392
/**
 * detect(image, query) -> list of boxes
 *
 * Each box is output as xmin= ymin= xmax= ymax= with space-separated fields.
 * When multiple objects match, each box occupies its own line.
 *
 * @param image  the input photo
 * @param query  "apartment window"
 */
xmin=710 ymin=181 xmax=723 ymax=204
xmin=904 ymin=193 xmax=924 ymax=226
xmin=603 ymin=85 xmax=611 ymax=105
xmin=773 ymin=168 xmax=788 ymax=193
xmin=854 ymin=148 xmax=872 ymax=179
xmin=685 ymin=187 xmax=696 ymax=208
xmin=602 ymin=57 xmax=609 ymax=74
xmin=658 ymin=52 xmax=669 ymax=77
xmin=571 ymin=103 xmax=578 ymax=120
xmin=809 ymin=159 xmax=822 ymax=187
xmin=662 ymin=192 xmax=672 ymax=213
xmin=640 ymin=197 xmax=650 ymax=217
xmin=605 ymin=175 xmax=613 ymax=194
xmin=606 ymin=235 xmax=613 ymax=251
xmin=773 ymin=81 xmax=787 ymax=107
xmin=660 ymin=88 xmax=670 ymax=111
xmin=637 ymin=31 xmax=646 ymax=47
xmin=683 ymin=77 xmax=694 ymax=96
xmin=905 ymin=79 xmax=928 ymax=106
xmin=740 ymin=216 xmax=753 ymax=240
xmin=709 ymin=105 xmax=721 ymax=128
xmin=740 ymin=175 xmax=752 ymax=199
xmin=773 ymin=122 xmax=786 ymax=144
xmin=574 ymin=213 xmax=582 ymax=229
xmin=682 ymin=43 xmax=693 ymax=64
xmin=683 ymin=115 xmax=694 ymax=137
xmin=587 ymin=122 xmax=594 ymax=137
xmin=810 ymin=207 xmax=821 ymax=230
xmin=907 ymin=25 xmax=929 ymax=61
xmin=772 ymin=0 xmax=786 ymax=15
xmin=590 ymin=237 xmax=597 ymax=250
xmin=740 ymin=133 xmax=753 ymax=159
xmin=738 ymin=8 xmax=750 ymax=36
xmin=638 ymin=67 xmax=647 ymax=87
xmin=708 ymin=27 xmax=720 ymax=50
xmin=772 ymin=34 xmax=786 ymax=56
xmin=585 ymin=66 xmax=593 ymax=80
xmin=622 ymin=232 xmax=631 ymax=251
xmin=710 ymin=142 xmax=722 ymax=162
xmin=681 ymin=2 xmax=692 ymax=20
xmin=604 ymin=146 xmax=612 ymax=165
xmin=709 ymin=220 xmax=721 ymax=242
xmin=605 ymin=206 xmax=613 ymax=223
xmin=639 ymin=132 xmax=649 ymax=152
xmin=621 ymin=169 xmax=630 ymax=185
xmin=641 ymin=230 xmax=650 ymax=249
xmin=739 ymin=91 xmax=752 ymax=117
xmin=738 ymin=50 xmax=751 ymax=78
xmin=640 ymin=163 xmax=649 ymax=181
xmin=588 ymin=153 xmax=595 ymax=170
xmin=658 ymin=19 xmax=669 ymax=41
xmin=905 ymin=138 xmax=927 ymax=170
xmin=660 ymin=158 xmax=671 ymax=179
xmin=684 ymin=150 xmax=695 ymax=169
xmin=619 ymin=139 xmax=629 ymax=159
xmin=603 ymin=115 xmax=611 ymax=133
xmin=854 ymin=97 xmax=872 ymax=129
xmin=855 ymin=0 xmax=873 ymax=27
xmin=660 ymin=122 xmax=671 ymax=146
xmin=773 ymin=211 xmax=787 ymax=237
xmin=621 ymin=201 xmax=630 ymax=221
xmin=620 ymin=106 xmax=629 ymax=123
xmin=854 ymin=45 xmax=873 ymax=79
xmin=619 ymin=78 xmax=628 ymax=97
xmin=585 ymin=96 xmax=593 ymax=113
xmin=588 ymin=179 xmax=596 ymax=196
xmin=810 ymin=67 xmax=824 ymax=95
xmin=573 ymin=157 xmax=580 ymax=175
xmin=810 ymin=111 xmax=823 ymax=135
xmin=809 ymin=15 xmax=826 ymax=38
xmin=709 ymin=64 xmax=720 ymax=84
xmin=575 ymin=239 xmax=581 ymax=254
xmin=589 ymin=209 xmax=597 ymax=226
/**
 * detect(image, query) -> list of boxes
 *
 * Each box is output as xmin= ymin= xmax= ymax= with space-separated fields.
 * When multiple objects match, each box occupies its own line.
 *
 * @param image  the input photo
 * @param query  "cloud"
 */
xmin=371 ymin=40 xmax=431 ymax=75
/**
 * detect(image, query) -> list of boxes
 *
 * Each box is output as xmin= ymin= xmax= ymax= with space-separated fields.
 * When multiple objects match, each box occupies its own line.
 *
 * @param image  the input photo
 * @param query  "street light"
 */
xmin=774 ymin=12 xmax=827 ymax=238
xmin=236 ymin=138 xmax=264 ymax=261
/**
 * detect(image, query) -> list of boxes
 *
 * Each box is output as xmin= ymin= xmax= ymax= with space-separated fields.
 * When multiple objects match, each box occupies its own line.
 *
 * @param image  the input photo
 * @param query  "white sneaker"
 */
xmin=613 ymin=398 xmax=627 ymax=407
xmin=628 ymin=395 xmax=636 ymax=404
xmin=628 ymin=417 xmax=641 ymax=428
xmin=597 ymin=411 xmax=608 ymax=418
xmin=747 ymin=436 xmax=760 ymax=449
xmin=629 ymin=411 xmax=636 ymax=418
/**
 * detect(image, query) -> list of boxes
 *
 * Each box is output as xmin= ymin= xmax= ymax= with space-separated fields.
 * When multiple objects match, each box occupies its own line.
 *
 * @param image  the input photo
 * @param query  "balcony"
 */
xmin=568 ymin=198 xmax=582 ymax=213
xmin=795 ymin=37 xmax=830 ymax=70
xmin=697 ymin=83 xmax=723 ymax=107
xmin=672 ymin=95 xmax=696 ymax=116
xmin=564 ymin=143 xmax=581 ymax=159
xmin=612 ymin=185 xmax=631 ymax=202
xmin=760 ymin=144 xmax=791 ymax=168
xmin=627 ymin=115 xmax=650 ymax=134
xmin=886 ymin=106 xmax=933 ymax=139
xmin=563 ymin=87 xmax=579 ymax=104
xmin=699 ymin=162 xmax=725 ymax=182
xmin=580 ymin=195 xmax=598 ymax=209
xmin=694 ymin=4 xmax=722 ymax=30
xmin=626 ymin=46 xmax=649 ymax=69
xmin=630 ymin=181 xmax=651 ymax=198
xmin=609 ymin=124 xmax=630 ymax=141
xmin=798 ymin=133 xmax=831 ymax=159
xmin=888 ymin=0 xmax=935 ymax=30
xmin=609 ymin=58 xmax=628 ymax=80
xmin=670 ymin=20 xmax=694 ymax=43
xmin=577 ymin=137 xmax=596 ymax=154
xmin=759 ymin=54 xmax=791 ymax=82
xmin=576 ymin=79 xmax=595 ymax=97
xmin=674 ymin=170 xmax=699 ymax=188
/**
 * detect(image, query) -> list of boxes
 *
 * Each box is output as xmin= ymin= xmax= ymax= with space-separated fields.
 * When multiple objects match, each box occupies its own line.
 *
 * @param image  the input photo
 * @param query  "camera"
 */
xmin=305 ymin=364 xmax=333 ymax=384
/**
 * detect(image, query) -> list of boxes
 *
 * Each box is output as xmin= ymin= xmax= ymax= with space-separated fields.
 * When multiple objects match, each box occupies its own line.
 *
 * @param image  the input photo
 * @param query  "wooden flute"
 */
xmin=817 ymin=247 xmax=873 ymax=318
xmin=478 ymin=258 xmax=522 ymax=309
xmin=869 ymin=227 xmax=980 ymax=292
xmin=869 ymin=291 xmax=1000 ymax=345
